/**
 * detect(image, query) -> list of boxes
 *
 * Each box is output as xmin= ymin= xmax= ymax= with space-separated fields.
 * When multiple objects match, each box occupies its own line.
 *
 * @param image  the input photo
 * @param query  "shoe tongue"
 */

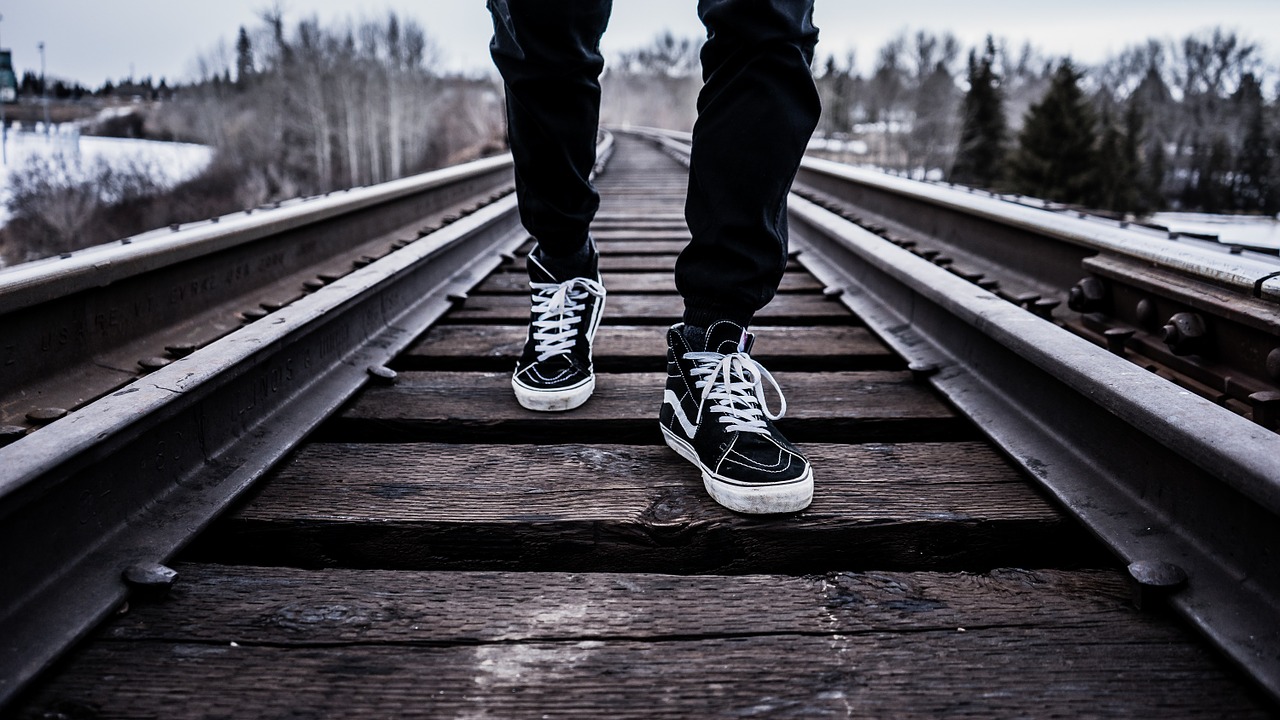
xmin=702 ymin=321 xmax=748 ymax=354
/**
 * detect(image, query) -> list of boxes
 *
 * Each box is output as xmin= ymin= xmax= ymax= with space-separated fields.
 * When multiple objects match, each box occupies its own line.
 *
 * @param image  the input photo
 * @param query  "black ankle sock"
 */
xmin=534 ymin=236 xmax=597 ymax=282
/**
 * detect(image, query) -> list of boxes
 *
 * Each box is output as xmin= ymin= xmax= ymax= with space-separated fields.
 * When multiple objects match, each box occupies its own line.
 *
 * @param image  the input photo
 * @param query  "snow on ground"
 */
xmin=0 ymin=125 xmax=213 ymax=227
xmin=1150 ymin=212 xmax=1280 ymax=252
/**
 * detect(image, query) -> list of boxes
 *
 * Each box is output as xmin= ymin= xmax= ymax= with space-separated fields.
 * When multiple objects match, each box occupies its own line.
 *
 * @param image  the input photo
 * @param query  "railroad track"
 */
xmin=3 ymin=132 xmax=1278 ymax=716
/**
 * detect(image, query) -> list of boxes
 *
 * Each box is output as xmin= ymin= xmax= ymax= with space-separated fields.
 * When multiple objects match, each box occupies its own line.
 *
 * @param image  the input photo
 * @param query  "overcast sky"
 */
xmin=3 ymin=1 xmax=1277 ymax=86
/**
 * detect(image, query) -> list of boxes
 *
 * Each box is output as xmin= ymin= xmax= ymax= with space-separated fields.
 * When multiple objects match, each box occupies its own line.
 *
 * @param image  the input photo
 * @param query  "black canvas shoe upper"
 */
xmin=661 ymin=321 xmax=810 ymax=487
xmin=512 ymin=253 xmax=605 ymax=397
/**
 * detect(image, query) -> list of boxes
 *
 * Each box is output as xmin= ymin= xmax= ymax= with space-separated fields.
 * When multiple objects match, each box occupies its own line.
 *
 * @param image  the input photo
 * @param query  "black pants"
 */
xmin=489 ymin=0 xmax=820 ymax=328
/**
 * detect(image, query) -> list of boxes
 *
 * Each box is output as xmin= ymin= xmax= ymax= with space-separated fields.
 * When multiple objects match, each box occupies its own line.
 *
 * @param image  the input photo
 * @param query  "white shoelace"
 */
xmin=529 ymin=277 xmax=606 ymax=362
xmin=685 ymin=351 xmax=787 ymax=434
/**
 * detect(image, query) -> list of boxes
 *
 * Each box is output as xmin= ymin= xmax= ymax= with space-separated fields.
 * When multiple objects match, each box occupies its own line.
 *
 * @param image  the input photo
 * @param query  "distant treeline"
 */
xmin=2 ymin=11 xmax=505 ymax=265
xmin=809 ymin=28 xmax=1277 ymax=215
xmin=4 ymin=21 xmax=1275 ymax=266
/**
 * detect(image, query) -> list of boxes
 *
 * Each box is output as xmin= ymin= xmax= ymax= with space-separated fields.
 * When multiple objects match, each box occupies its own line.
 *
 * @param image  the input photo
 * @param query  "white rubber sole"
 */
xmin=661 ymin=425 xmax=813 ymax=514
xmin=513 ymin=375 xmax=595 ymax=412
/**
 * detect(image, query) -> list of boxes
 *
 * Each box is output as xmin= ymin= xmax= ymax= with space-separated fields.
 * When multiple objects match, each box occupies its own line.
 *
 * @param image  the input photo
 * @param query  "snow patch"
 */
xmin=0 ymin=126 xmax=213 ymax=227
xmin=1151 ymin=212 xmax=1280 ymax=251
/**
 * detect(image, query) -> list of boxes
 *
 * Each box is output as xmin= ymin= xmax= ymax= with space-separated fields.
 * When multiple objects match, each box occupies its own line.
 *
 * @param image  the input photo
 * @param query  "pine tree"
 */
xmin=1233 ymin=74 xmax=1277 ymax=214
xmin=235 ymin=26 xmax=255 ymax=88
xmin=950 ymin=36 xmax=1006 ymax=187
xmin=1008 ymin=60 xmax=1097 ymax=205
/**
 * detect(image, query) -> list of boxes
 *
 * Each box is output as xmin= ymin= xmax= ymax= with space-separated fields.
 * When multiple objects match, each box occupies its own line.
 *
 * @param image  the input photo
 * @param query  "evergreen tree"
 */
xmin=1008 ymin=59 xmax=1097 ymax=205
xmin=1092 ymin=110 xmax=1138 ymax=212
xmin=235 ymin=26 xmax=255 ymax=88
xmin=950 ymin=36 xmax=1006 ymax=187
xmin=1233 ymin=74 xmax=1277 ymax=213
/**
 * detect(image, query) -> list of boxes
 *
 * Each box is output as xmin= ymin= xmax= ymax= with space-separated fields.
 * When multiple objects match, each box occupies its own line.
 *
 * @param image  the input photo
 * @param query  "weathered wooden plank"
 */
xmin=95 ymin=566 xmax=1138 ymax=643
xmin=592 ymin=229 xmax=692 ymax=241
xmin=187 ymin=442 xmax=1094 ymax=572
xmin=501 ymin=255 xmax=801 ymax=273
xmin=18 ymin=568 xmax=1267 ymax=718
xmin=325 ymin=371 xmax=964 ymax=444
xmin=397 ymin=325 xmax=897 ymax=372
xmin=442 ymin=293 xmax=849 ymax=325
xmin=516 ymin=239 xmax=698 ymax=255
xmin=475 ymin=271 xmax=823 ymax=294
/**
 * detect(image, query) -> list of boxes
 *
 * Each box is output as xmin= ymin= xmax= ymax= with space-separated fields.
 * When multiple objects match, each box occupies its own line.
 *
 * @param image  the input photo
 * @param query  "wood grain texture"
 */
xmin=188 ymin=443 xmax=1102 ymax=572
xmin=324 ymin=371 xmax=965 ymax=444
xmin=397 ymin=325 xmax=897 ymax=372
xmin=16 ymin=567 xmax=1268 ymax=719
xmin=441 ymin=293 xmax=850 ymax=325
xmin=475 ymin=271 xmax=823 ymax=294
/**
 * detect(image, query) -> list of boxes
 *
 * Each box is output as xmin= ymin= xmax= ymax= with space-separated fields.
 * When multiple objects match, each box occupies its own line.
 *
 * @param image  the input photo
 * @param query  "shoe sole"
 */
xmin=513 ymin=376 xmax=595 ymax=412
xmin=661 ymin=425 xmax=813 ymax=514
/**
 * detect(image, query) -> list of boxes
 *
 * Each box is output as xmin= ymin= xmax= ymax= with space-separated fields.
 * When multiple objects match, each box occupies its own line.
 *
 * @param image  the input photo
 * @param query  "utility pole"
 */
xmin=39 ymin=41 xmax=50 ymax=138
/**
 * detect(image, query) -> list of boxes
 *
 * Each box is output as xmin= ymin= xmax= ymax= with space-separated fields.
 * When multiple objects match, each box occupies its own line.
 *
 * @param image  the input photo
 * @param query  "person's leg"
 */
xmin=677 ymin=0 xmax=820 ymax=328
xmin=489 ymin=0 xmax=611 ymax=278
xmin=660 ymin=0 xmax=820 ymax=513
xmin=490 ymin=0 xmax=612 ymax=411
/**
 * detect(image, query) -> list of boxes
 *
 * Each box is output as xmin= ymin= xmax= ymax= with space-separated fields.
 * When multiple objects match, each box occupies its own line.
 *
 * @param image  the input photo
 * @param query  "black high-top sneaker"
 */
xmin=660 ymin=321 xmax=813 ymax=513
xmin=511 ymin=253 xmax=606 ymax=412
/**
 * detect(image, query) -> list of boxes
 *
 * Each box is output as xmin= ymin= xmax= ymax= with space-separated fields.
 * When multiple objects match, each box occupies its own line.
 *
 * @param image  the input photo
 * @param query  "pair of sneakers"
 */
xmin=512 ymin=252 xmax=813 ymax=514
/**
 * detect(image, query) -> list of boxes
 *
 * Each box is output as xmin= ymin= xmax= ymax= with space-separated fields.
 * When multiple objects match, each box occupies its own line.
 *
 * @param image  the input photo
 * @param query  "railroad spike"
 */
xmin=908 ymin=361 xmax=940 ymax=383
xmin=1127 ymin=560 xmax=1187 ymax=610
xmin=26 ymin=408 xmax=68 ymax=425
xmin=367 ymin=365 xmax=398 ymax=385
xmin=0 ymin=425 xmax=27 ymax=448
xmin=138 ymin=357 xmax=173 ymax=372
xmin=1104 ymin=328 xmax=1135 ymax=356
xmin=1248 ymin=392 xmax=1280 ymax=431
xmin=123 ymin=563 xmax=179 ymax=592
xmin=1267 ymin=348 xmax=1280 ymax=382
xmin=1032 ymin=299 xmax=1061 ymax=320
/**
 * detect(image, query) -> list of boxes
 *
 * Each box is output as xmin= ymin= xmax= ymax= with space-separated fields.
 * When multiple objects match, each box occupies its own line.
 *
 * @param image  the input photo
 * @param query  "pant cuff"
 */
xmin=682 ymin=302 xmax=754 ymax=330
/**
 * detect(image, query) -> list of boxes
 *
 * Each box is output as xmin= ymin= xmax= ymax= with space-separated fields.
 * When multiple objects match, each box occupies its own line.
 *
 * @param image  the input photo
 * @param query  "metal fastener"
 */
xmin=123 ymin=563 xmax=178 ymax=591
xmin=0 ymin=426 xmax=27 ymax=448
xmin=138 ymin=357 xmax=172 ymax=372
xmin=1161 ymin=312 xmax=1207 ymax=356
xmin=1249 ymin=391 xmax=1280 ymax=431
xmin=1104 ymin=328 xmax=1135 ymax=356
xmin=1266 ymin=348 xmax=1280 ymax=382
xmin=165 ymin=344 xmax=197 ymax=358
xmin=1135 ymin=298 xmax=1157 ymax=327
xmin=1127 ymin=560 xmax=1187 ymax=610
xmin=1032 ymin=299 xmax=1061 ymax=320
xmin=368 ymin=365 xmax=398 ymax=385
xmin=303 ymin=278 xmax=326 ymax=291
xmin=908 ymin=361 xmax=940 ymax=383
xmin=822 ymin=287 xmax=845 ymax=299
xmin=241 ymin=308 xmax=269 ymax=322
xmin=1067 ymin=276 xmax=1107 ymax=313
xmin=27 ymin=408 xmax=68 ymax=424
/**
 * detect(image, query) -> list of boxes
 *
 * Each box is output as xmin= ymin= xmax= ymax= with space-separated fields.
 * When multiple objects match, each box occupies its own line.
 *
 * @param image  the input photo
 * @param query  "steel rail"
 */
xmin=629 ymin=128 xmax=1280 ymax=701
xmin=635 ymin=127 xmax=1280 ymax=419
xmin=0 ymin=154 xmax=516 ymax=433
xmin=0 ymin=164 xmax=530 ymax=706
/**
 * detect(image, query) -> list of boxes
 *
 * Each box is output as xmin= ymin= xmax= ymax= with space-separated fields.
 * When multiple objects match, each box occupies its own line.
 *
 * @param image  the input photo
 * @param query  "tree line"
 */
xmin=812 ymin=28 xmax=1277 ymax=215
xmin=5 ymin=21 xmax=1276 ymax=266
xmin=2 ymin=11 xmax=505 ymax=265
